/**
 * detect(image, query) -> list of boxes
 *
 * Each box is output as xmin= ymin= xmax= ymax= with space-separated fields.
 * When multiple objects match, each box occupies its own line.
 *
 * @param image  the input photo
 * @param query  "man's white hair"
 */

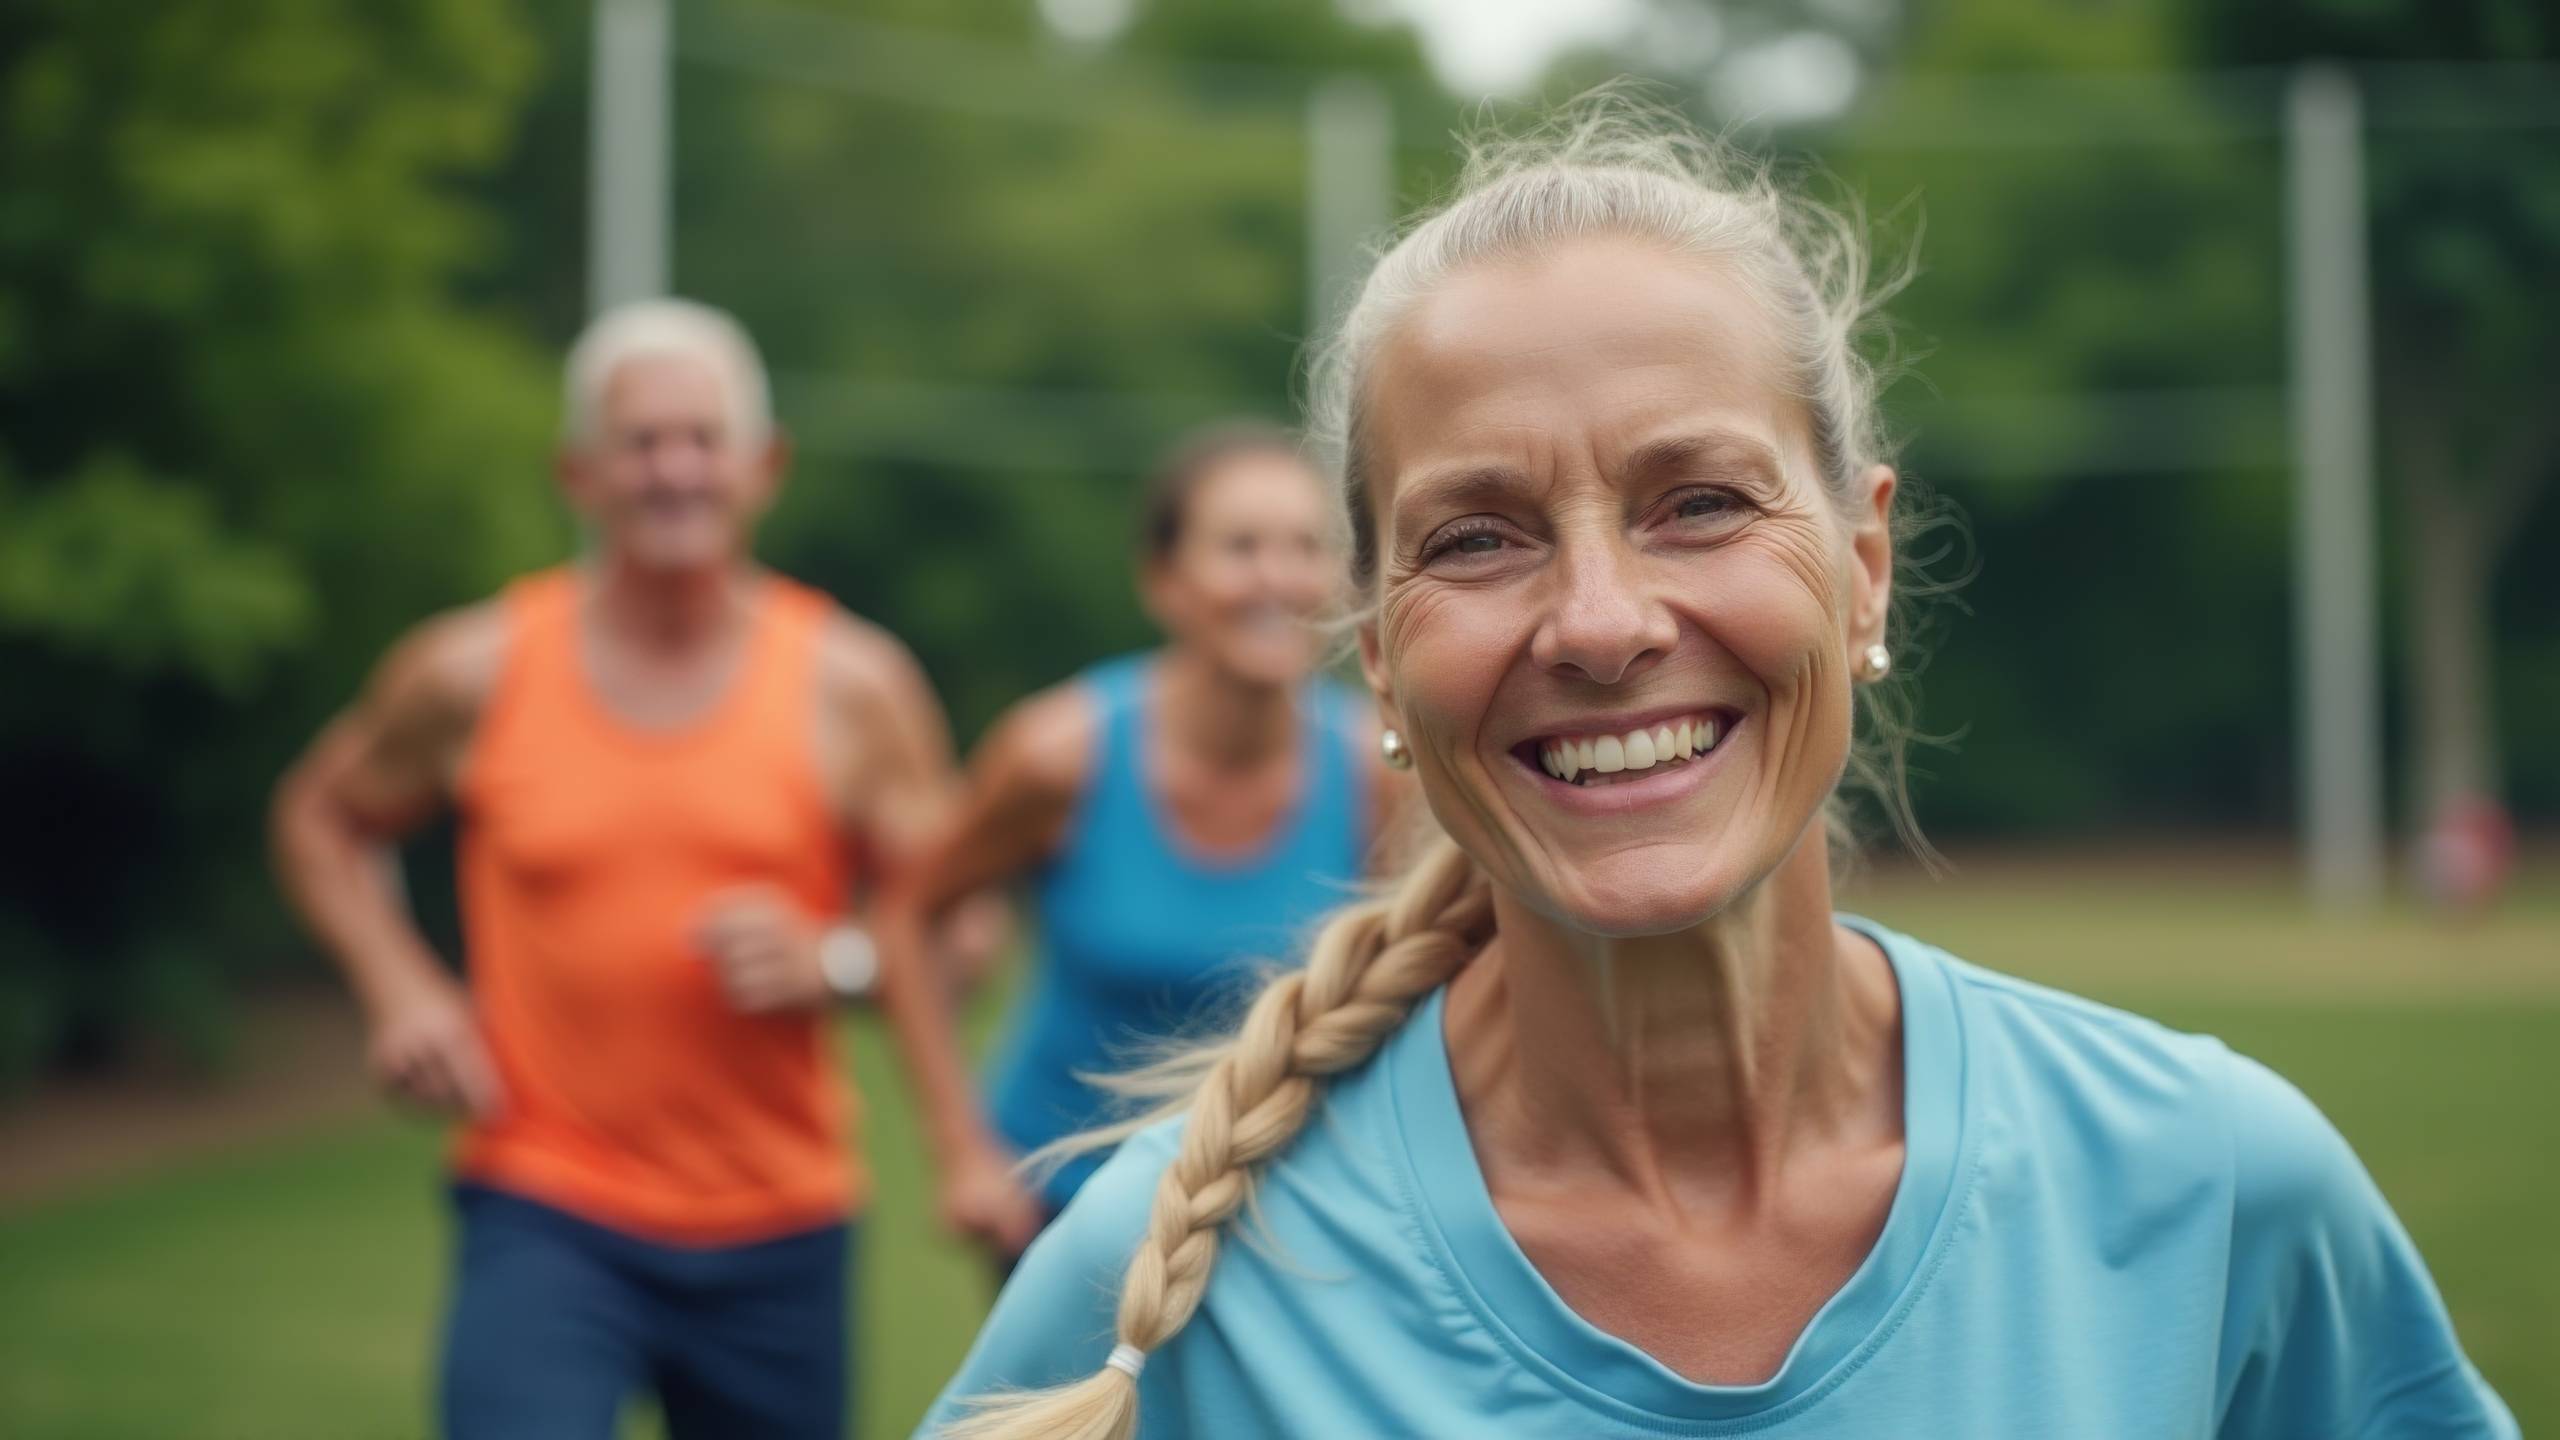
xmin=562 ymin=297 xmax=773 ymax=447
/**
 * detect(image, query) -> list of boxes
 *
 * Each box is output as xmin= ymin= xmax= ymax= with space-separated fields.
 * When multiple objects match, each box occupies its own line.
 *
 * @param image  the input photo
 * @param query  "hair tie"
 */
xmin=1104 ymin=1343 xmax=1147 ymax=1381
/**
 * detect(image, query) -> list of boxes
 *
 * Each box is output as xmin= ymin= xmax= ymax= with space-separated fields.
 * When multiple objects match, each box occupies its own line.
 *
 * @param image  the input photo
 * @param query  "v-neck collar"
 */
xmin=1384 ymin=915 xmax=1973 ymax=1427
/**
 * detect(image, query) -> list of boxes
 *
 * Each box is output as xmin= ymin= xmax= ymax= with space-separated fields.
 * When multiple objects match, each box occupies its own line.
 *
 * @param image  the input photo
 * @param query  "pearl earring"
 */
xmin=1860 ymin=643 xmax=1892 ymax=682
xmin=1379 ymin=728 xmax=1413 ymax=770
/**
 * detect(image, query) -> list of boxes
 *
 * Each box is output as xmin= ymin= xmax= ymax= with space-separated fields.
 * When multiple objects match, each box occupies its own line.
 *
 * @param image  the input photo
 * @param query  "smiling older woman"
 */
xmin=917 ymin=101 xmax=2516 ymax=1440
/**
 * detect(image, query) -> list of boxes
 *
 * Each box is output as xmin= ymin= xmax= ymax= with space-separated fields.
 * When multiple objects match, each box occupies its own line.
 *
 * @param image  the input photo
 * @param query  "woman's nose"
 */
xmin=1530 ymin=535 xmax=1676 ymax=685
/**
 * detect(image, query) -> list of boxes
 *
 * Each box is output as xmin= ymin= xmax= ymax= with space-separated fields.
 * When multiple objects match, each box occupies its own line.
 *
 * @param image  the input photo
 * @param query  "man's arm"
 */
xmin=269 ymin=606 xmax=505 ymax=1116
xmin=705 ymin=616 xmax=1046 ymax=1253
xmin=842 ymin=628 xmax=1038 ymax=1212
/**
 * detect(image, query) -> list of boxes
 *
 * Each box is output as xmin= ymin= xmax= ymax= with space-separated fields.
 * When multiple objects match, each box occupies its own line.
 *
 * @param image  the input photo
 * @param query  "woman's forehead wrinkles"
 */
xmin=1371 ymin=342 xmax=1790 ymax=491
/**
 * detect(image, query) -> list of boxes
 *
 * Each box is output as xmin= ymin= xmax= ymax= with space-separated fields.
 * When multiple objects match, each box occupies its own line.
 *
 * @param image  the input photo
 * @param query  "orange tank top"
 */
xmin=452 ymin=567 xmax=865 ymax=1244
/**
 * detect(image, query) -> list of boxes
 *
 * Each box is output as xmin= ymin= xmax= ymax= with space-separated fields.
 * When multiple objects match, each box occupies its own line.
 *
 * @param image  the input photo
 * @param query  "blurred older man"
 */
xmin=271 ymin=298 xmax=1038 ymax=1439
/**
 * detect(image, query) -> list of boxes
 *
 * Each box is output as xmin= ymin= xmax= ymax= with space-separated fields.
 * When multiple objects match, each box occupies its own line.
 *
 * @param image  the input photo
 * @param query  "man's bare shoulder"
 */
xmin=809 ymin=607 xmax=949 ymax=739
xmin=813 ymin=607 xmax=924 ymax=697
xmin=806 ymin=602 xmax=1093 ymax=801
xmin=376 ymin=599 xmax=511 ymax=730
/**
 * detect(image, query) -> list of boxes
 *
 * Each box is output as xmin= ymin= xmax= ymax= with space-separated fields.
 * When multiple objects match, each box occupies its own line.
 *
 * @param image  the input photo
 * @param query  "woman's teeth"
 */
xmin=1538 ymin=716 xmax=1723 ymax=786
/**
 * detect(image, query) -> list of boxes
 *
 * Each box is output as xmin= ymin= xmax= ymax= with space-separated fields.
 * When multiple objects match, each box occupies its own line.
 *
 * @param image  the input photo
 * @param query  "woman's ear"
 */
xmin=1357 ymin=619 xmax=1400 ymax=737
xmin=1136 ymin=553 xmax=1179 ymax=636
xmin=1848 ymin=463 xmax=1897 ymax=652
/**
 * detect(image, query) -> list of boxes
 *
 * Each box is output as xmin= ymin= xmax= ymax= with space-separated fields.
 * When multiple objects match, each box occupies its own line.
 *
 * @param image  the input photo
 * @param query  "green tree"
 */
xmin=0 ymin=0 xmax=567 ymax=1082
xmin=2175 ymin=0 xmax=2560 ymax=842
xmin=1839 ymin=7 xmax=2300 ymax=834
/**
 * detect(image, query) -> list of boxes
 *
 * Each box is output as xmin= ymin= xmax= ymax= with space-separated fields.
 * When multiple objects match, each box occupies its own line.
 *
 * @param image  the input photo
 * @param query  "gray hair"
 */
xmin=1308 ymin=93 xmax=1934 ymax=856
xmin=561 ymin=297 xmax=774 ymax=448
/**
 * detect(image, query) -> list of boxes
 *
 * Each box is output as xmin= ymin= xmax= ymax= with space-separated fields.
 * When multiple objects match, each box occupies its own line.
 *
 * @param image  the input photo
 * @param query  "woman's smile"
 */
xmin=1503 ymin=707 xmax=1746 ymax=815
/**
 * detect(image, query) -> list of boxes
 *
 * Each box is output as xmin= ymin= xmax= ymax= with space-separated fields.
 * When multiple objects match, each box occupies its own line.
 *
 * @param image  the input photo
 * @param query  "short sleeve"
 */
xmin=2213 ymin=1051 xmax=2518 ymax=1439
xmin=912 ymin=1127 xmax=1177 ymax=1438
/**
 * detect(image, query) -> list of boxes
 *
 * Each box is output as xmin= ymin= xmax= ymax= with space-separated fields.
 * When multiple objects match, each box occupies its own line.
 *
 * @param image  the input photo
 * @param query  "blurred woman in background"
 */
xmin=893 ymin=424 xmax=1402 ymax=1243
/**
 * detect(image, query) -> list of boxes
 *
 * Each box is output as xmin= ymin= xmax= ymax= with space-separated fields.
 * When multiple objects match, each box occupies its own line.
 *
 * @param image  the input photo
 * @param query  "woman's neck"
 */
xmin=1155 ymin=644 xmax=1297 ymax=770
xmin=1444 ymin=831 xmax=1902 ymax=1217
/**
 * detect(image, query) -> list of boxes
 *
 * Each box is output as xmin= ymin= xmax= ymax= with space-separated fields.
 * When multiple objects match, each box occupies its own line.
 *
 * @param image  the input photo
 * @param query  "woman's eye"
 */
xmin=1420 ymin=520 xmax=1512 ymax=565
xmin=1675 ymin=490 xmax=1737 ymax=520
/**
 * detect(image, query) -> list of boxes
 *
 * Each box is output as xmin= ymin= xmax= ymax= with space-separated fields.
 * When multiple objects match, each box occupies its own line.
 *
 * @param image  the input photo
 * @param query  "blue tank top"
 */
xmin=986 ymin=654 xmax=1370 ymax=1208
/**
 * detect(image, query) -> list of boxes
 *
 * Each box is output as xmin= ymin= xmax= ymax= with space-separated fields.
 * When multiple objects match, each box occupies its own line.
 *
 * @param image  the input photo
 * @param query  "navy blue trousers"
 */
xmin=439 ymin=1185 xmax=854 ymax=1440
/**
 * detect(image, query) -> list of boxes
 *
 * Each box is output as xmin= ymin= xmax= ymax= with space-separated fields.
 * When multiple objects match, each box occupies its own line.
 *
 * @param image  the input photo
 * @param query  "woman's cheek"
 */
xmin=1202 ymin=558 xmax=1256 ymax=614
xmin=1380 ymin=582 xmax=1515 ymax=752
xmin=1688 ymin=534 xmax=1845 ymax=686
xmin=1375 ymin=580 xmax=1467 ymax=688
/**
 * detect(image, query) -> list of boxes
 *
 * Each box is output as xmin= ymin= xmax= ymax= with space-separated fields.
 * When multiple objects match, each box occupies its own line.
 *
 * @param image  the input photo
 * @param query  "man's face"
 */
xmin=560 ymin=352 xmax=781 ymax=574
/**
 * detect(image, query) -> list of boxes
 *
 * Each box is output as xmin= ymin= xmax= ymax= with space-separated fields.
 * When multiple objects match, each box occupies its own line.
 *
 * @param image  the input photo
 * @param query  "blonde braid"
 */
xmin=944 ymin=836 xmax=1491 ymax=1440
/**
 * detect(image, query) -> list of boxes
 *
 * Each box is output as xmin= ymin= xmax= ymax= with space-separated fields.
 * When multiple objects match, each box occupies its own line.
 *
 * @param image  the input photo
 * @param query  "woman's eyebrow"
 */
xmin=1391 ymin=463 xmax=1537 ymax=523
xmin=1387 ymin=431 xmax=1780 ymax=534
xmin=1622 ymin=430 xmax=1784 ymax=486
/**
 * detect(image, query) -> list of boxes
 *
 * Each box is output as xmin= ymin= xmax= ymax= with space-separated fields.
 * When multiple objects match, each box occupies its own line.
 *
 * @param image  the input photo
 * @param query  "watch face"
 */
xmin=822 ymin=926 xmax=878 ymax=998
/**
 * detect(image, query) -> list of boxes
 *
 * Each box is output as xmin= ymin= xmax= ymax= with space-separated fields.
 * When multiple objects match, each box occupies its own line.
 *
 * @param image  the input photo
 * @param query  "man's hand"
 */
xmin=695 ymin=885 xmax=832 ymax=1014
xmin=938 ymin=1139 xmax=1047 ymax=1261
xmin=366 ymin=973 xmax=502 ymax=1118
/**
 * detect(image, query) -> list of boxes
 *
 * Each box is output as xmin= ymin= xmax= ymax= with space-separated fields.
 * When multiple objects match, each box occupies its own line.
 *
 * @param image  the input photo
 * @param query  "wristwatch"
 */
xmin=817 ymin=924 xmax=880 ymax=1000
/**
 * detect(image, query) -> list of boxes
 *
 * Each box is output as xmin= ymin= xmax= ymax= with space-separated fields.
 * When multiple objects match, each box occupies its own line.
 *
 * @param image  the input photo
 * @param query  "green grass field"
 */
xmin=2 ymin=868 xmax=2552 ymax=1437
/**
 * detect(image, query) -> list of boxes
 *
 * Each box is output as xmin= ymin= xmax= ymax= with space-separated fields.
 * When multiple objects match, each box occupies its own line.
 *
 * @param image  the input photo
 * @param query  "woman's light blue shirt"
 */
xmin=925 ymin=919 xmax=2515 ymax=1437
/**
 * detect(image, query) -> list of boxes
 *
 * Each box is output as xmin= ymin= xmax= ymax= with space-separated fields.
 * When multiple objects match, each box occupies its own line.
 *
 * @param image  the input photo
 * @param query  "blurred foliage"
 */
xmin=2172 ymin=0 xmax=2560 ymax=824
xmin=1814 ymin=0 xmax=2304 ymax=831
xmin=0 ymin=0 xmax=570 ymax=1084
xmin=0 ymin=0 xmax=2552 ymax=1076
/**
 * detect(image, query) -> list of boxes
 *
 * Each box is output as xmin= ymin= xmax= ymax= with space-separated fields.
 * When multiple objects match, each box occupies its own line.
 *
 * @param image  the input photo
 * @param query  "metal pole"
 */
xmin=590 ymin=0 xmax=673 ymax=315
xmin=2284 ymin=64 xmax=2386 ymax=909
xmin=1305 ymin=77 xmax=1393 ymax=346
